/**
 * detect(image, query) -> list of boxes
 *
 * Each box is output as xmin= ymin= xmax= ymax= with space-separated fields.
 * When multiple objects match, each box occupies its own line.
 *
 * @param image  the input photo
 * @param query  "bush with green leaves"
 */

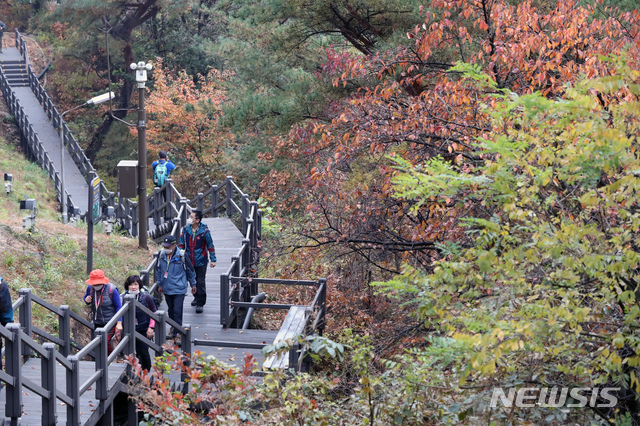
xmin=375 ymin=57 xmax=640 ymax=423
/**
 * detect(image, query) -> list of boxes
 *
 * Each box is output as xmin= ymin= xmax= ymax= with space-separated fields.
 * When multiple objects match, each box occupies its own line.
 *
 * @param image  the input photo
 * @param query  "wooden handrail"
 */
xmin=0 ymin=289 xmax=197 ymax=425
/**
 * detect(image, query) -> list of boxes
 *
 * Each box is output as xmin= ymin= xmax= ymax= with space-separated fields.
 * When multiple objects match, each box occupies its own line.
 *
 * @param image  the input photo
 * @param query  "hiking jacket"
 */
xmin=179 ymin=222 xmax=217 ymax=267
xmin=0 ymin=278 xmax=13 ymax=326
xmin=155 ymin=248 xmax=196 ymax=295
xmin=84 ymin=283 xmax=122 ymax=326
xmin=124 ymin=290 xmax=157 ymax=331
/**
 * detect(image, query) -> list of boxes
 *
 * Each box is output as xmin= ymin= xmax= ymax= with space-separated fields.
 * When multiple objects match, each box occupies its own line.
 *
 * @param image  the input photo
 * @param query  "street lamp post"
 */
xmin=59 ymin=91 xmax=114 ymax=223
xmin=130 ymin=61 xmax=152 ymax=249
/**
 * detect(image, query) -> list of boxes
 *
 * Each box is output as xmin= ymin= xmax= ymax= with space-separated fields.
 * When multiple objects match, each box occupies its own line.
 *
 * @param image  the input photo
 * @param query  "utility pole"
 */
xmin=130 ymin=61 xmax=152 ymax=249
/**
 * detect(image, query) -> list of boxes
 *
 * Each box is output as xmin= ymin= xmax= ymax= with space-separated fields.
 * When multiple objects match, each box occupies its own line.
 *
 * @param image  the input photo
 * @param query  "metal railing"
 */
xmin=2 ymin=289 xmax=191 ymax=425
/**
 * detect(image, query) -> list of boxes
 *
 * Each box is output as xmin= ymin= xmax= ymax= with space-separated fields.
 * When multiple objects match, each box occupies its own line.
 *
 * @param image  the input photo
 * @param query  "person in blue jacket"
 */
xmin=154 ymin=235 xmax=196 ymax=342
xmin=151 ymin=151 xmax=176 ymax=219
xmin=179 ymin=209 xmax=216 ymax=314
xmin=151 ymin=150 xmax=175 ymax=188
xmin=83 ymin=269 xmax=122 ymax=354
xmin=0 ymin=276 xmax=13 ymax=369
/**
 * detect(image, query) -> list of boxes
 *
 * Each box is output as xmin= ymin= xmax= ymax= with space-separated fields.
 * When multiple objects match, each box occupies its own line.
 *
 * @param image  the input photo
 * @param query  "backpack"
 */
xmin=153 ymin=161 xmax=168 ymax=187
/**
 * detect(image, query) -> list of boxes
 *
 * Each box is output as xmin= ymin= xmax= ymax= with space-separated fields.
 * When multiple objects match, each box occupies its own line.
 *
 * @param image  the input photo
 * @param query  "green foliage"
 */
xmin=374 ymin=58 xmax=640 ymax=422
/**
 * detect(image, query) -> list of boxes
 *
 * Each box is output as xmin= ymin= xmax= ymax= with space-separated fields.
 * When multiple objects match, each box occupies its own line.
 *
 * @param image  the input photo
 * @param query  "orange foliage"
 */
xmin=143 ymin=59 xmax=233 ymax=191
xmin=259 ymin=0 xmax=640 ymax=335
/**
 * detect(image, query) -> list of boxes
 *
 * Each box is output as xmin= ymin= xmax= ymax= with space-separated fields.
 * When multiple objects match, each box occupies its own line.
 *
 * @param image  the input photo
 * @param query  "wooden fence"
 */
xmin=0 ymin=289 xmax=191 ymax=425
xmin=6 ymin=30 xmax=261 ymax=246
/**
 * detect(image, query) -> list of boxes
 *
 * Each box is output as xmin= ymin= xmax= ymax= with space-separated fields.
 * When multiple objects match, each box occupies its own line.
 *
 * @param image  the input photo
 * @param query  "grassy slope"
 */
xmin=0 ymin=94 xmax=157 ymax=332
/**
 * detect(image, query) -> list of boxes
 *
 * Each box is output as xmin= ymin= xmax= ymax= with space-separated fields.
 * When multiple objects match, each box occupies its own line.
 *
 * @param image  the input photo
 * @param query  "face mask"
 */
xmin=129 ymin=290 xmax=140 ymax=296
xmin=186 ymin=218 xmax=193 ymax=225
xmin=163 ymin=248 xmax=173 ymax=254
xmin=93 ymin=284 xmax=104 ymax=291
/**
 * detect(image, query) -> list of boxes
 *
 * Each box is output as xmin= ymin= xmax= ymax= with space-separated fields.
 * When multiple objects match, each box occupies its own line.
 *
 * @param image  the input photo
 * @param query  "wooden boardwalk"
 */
xmin=0 ymin=36 xmax=285 ymax=425
xmin=0 ymin=360 xmax=126 ymax=426
xmin=0 ymin=47 xmax=90 ymax=215
xmin=162 ymin=217 xmax=277 ymax=369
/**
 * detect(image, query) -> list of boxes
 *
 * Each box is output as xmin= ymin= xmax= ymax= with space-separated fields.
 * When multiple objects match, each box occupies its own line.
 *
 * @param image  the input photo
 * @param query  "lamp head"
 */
xmin=87 ymin=91 xmax=114 ymax=106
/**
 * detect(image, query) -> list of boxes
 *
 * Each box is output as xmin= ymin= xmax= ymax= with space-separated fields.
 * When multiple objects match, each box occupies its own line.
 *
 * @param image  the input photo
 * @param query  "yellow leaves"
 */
xmin=613 ymin=333 xmax=625 ymax=349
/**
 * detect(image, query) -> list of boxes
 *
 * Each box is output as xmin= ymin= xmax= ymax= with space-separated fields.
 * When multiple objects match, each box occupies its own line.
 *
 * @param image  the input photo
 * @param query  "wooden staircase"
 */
xmin=0 ymin=57 xmax=29 ymax=87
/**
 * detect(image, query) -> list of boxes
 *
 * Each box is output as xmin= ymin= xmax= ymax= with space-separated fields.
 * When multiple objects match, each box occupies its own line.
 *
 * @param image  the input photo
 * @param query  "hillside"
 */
xmin=0 ymin=95 xmax=156 ymax=330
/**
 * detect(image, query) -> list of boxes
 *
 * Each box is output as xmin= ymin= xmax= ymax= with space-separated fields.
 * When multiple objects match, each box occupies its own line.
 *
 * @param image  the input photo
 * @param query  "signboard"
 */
xmin=91 ymin=177 xmax=101 ymax=224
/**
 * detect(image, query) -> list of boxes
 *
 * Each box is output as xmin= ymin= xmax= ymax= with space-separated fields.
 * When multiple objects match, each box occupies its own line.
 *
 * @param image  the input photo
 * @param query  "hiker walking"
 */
xmin=0 ymin=20 xmax=7 ymax=54
xmin=0 ymin=276 xmax=13 ymax=369
xmin=123 ymin=275 xmax=157 ymax=371
xmin=151 ymin=150 xmax=175 ymax=188
xmin=151 ymin=150 xmax=175 ymax=219
xmin=84 ymin=269 xmax=123 ymax=354
xmin=179 ymin=210 xmax=216 ymax=314
xmin=154 ymin=235 xmax=196 ymax=344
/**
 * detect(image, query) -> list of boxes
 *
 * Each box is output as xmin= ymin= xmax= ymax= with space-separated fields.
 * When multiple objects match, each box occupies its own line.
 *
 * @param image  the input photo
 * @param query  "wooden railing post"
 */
xmin=19 ymin=288 xmax=32 ymax=362
xmin=197 ymin=192 xmax=204 ymax=212
xmin=5 ymin=323 xmax=23 ymax=421
xmin=95 ymin=329 xmax=108 ymax=400
xmin=153 ymin=187 xmax=161 ymax=226
xmin=231 ymin=258 xmax=241 ymax=327
xmin=289 ymin=342 xmax=300 ymax=372
xmin=242 ymin=238 xmax=251 ymax=279
xmin=166 ymin=179 xmax=175 ymax=220
xmin=241 ymin=194 xmax=250 ymax=234
xmin=124 ymin=199 xmax=131 ymax=232
xmin=67 ymin=355 xmax=80 ymax=426
xmin=42 ymin=342 xmax=57 ymax=425
xmin=59 ymin=305 xmax=72 ymax=356
xmin=179 ymin=197 xmax=189 ymax=230
xmin=211 ymin=185 xmax=219 ymax=218
xmin=181 ymin=325 xmax=192 ymax=395
xmin=131 ymin=201 xmax=139 ymax=238
xmin=319 ymin=278 xmax=327 ymax=336
xmin=123 ymin=295 xmax=136 ymax=358
xmin=154 ymin=310 xmax=166 ymax=356
xmin=220 ymin=275 xmax=229 ymax=327
xmin=226 ymin=176 xmax=234 ymax=217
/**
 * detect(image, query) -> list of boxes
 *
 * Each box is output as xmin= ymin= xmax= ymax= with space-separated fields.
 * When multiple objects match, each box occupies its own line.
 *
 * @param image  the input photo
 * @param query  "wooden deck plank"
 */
xmin=263 ymin=306 xmax=308 ymax=370
xmin=154 ymin=217 xmax=279 ymax=369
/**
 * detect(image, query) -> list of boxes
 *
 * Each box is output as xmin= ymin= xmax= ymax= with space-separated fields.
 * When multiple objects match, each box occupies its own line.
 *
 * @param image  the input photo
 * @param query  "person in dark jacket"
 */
xmin=179 ymin=209 xmax=216 ymax=313
xmin=0 ymin=21 xmax=6 ymax=54
xmin=84 ymin=269 xmax=122 ymax=354
xmin=123 ymin=275 xmax=157 ymax=371
xmin=0 ymin=276 xmax=13 ymax=369
xmin=154 ymin=235 xmax=196 ymax=343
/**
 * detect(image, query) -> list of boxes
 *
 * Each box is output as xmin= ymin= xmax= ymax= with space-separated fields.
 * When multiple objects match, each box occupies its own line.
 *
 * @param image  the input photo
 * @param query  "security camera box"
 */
xmin=20 ymin=199 xmax=36 ymax=210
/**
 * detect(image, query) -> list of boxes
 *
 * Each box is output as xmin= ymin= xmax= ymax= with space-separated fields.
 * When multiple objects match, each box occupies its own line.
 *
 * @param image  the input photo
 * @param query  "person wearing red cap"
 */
xmin=83 ymin=269 xmax=123 ymax=354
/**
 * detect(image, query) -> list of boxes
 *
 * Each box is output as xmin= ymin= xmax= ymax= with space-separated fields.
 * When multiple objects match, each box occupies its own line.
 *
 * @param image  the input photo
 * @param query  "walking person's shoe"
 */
xmin=191 ymin=300 xmax=197 ymax=306
xmin=196 ymin=306 xmax=203 ymax=314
